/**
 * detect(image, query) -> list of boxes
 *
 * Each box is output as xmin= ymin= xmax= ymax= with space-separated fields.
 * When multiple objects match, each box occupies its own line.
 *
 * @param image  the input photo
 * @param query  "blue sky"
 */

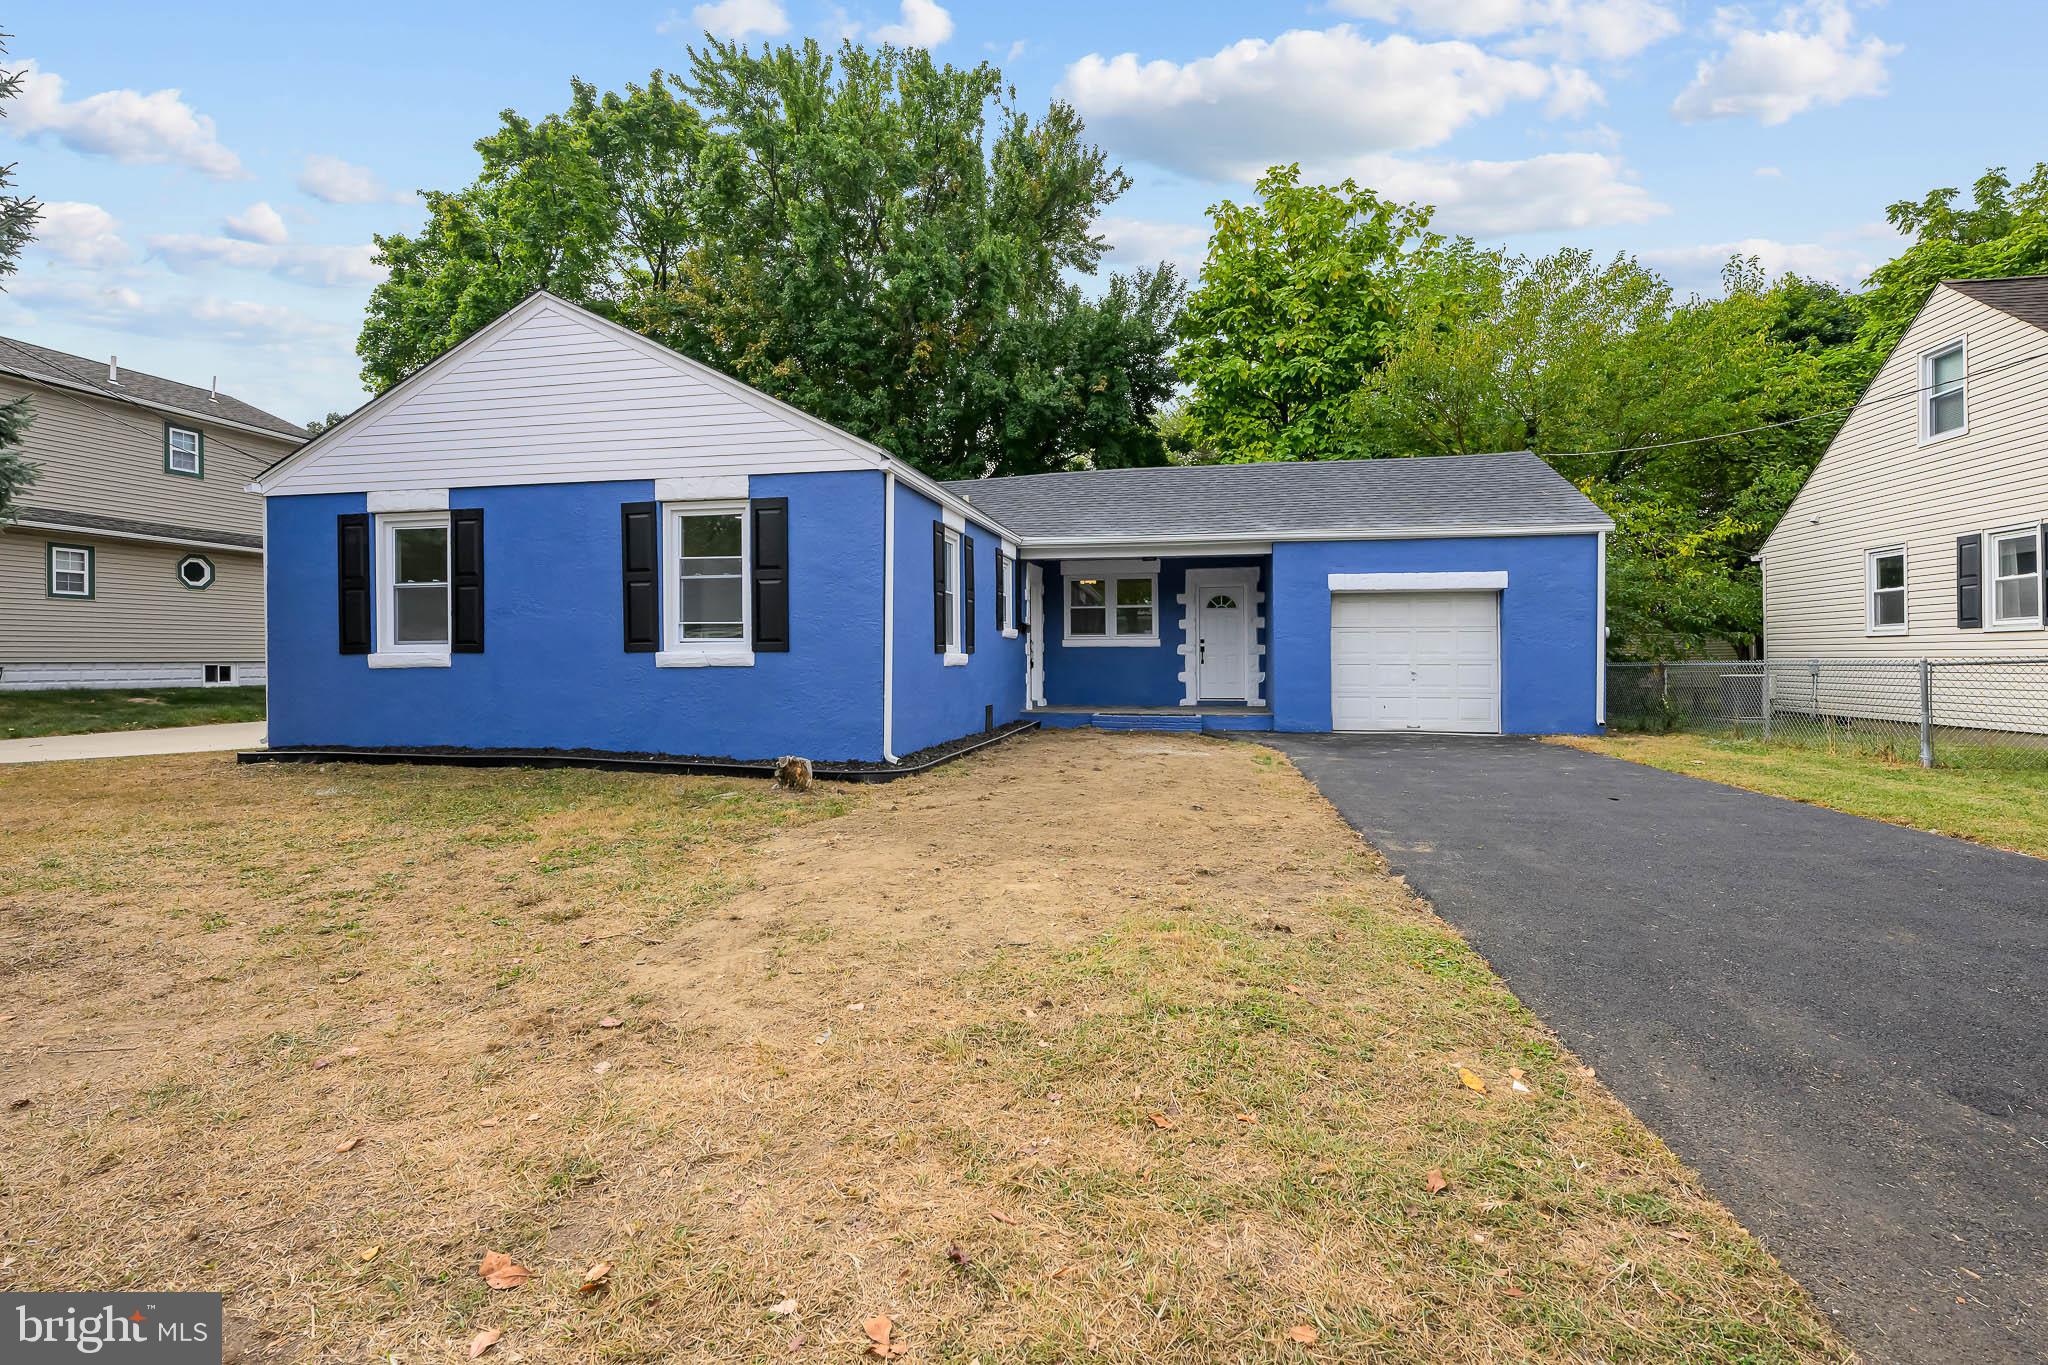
xmin=3 ymin=0 xmax=2037 ymax=424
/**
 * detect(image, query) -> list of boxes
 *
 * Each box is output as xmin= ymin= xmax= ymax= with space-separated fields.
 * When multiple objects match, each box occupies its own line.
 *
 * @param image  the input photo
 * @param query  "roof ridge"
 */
xmin=945 ymin=450 xmax=1542 ymax=489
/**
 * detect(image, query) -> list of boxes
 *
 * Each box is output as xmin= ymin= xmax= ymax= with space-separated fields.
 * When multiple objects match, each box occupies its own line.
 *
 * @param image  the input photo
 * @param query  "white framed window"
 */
xmin=1064 ymin=572 xmax=1157 ymax=646
xmin=372 ymin=511 xmax=451 ymax=664
xmin=1986 ymin=525 xmax=2042 ymax=629
xmin=941 ymin=528 xmax=966 ymax=665
xmin=996 ymin=550 xmax=1015 ymax=637
xmin=1920 ymin=338 xmax=1966 ymax=442
xmin=659 ymin=500 xmax=753 ymax=666
xmin=1865 ymin=547 xmax=1906 ymax=635
xmin=47 ymin=543 xmax=93 ymax=598
xmin=165 ymin=423 xmax=203 ymax=477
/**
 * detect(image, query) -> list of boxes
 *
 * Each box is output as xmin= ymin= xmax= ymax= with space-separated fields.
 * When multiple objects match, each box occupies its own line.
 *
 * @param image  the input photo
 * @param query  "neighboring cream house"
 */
xmin=1759 ymin=276 xmax=2048 ymax=732
xmin=0 ymin=338 xmax=304 ymax=689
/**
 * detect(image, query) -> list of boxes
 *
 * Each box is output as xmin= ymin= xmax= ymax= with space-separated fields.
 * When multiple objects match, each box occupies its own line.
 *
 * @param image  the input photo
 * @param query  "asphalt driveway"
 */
xmin=1266 ymin=733 xmax=2048 ymax=1364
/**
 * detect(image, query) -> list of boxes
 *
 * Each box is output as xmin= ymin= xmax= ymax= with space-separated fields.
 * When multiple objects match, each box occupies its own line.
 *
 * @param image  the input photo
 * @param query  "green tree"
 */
xmin=1861 ymin=164 xmax=2048 ymax=355
xmin=0 ymin=36 xmax=39 ymax=522
xmin=358 ymin=42 xmax=1172 ymax=479
xmin=1174 ymin=165 xmax=1437 ymax=462
xmin=303 ymin=410 xmax=349 ymax=436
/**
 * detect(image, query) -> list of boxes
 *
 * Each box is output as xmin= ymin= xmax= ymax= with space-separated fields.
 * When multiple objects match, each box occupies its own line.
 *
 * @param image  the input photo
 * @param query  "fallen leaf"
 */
xmin=1049 ymin=1264 xmax=1074 ymax=1280
xmin=863 ymin=1317 xmax=894 ymax=1345
xmin=1457 ymin=1067 xmax=1488 ymax=1095
xmin=1147 ymin=1112 xmax=1177 ymax=1130
xmin=768 ymin=1297 xmax=799 ymax=1317
xmin=1236 ymin=1111 xmax=1258 ymax=1124
xmin=598 ymin=1017 xmax=622 ymax=1029
xmin=578 ymin=1260 xmax=612 ymax=1293
xmin=334 ymin=1135 xmax=364 ymax=1153
xmin=1577 ymin=1065 xmax=1596 ymax=1078
xmin=1287 ymin=1324 xmax=1318 ymax=1344
xmin=945 ymin=1244 xmax=968 ymax=1266
xmin=1502 ymin=1285 xmax=1526 ymax=1298
xmin=1425 ymin=1168 xmax=1449 ymax=1195
xmin=479 ymin=1117 xmax=501 ymax=1128
xmin=989 ymin=1210 xmax=1020 ymax=1226
xmin=467 ymin=1327 xmax=501 ymax=1359
xmin=358 ymin=1246 xmax=380 ymax=1262
xmin=525 ymin=1111 xmax=541 ymax=1123
xmin=478 ymin=1251 xmax=531 ymax=1290
xmin=1507 ymin=1066 xmax=1525 ymax=1079
xmin=1664 ymin=1229 xmax=1694 ymax=1242
xmin=592 ymin=1060 xmax=612 ymax=1075
xmin=1510 ymin=1078 xmax=1533 ymax=1094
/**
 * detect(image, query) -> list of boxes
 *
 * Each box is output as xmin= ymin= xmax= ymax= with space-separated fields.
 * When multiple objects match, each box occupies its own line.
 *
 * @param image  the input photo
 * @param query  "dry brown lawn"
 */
xmin=0 ymin=729 xmax=1848 ymax=1362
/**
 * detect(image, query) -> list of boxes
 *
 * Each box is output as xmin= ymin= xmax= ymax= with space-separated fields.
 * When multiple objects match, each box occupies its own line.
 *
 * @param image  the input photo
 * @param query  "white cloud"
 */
xmin=1060 ymin=27 xmax=1565 ymax=182
xmin=1545 ymin=65 xmax=1604 ymax=116
xmin=29 ymin=201 xmax=131 ymax=268
xmin=1343 ymin=151 xmax=1667 ymax=234
xmin=7 ymin=59 xmax=245 ymax=179
xmin=667 ymin=0 xmax=789 ymax=40
xmin=1334 ymin=0 xmax=1681 ymax=60
xmin=4 ymin=276 xmax=343 ymax=344
xmin=872 ymin=0 xmax=954 ymax=47
xmin=1755 ymin=165 xmax=1784 ymax=177
xmin=296 ymin=154 xmax=410 ymax=206
xmin=1640 ymin=235 xmax=1881 ymax=289
xmin=148 ymin=233 xmax=386 ymax=288
xmin=1099 ymin=216 xmax=1208 ymax=274
xmin=1673 ymin=1 xmax=1898 ymax=126
xmin=224 ymin=201 xmax=290 ymax=246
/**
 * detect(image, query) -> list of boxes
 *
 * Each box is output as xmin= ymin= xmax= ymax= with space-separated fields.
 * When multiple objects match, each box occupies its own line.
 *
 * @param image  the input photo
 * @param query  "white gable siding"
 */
xmin=1762 ymin=285 xmax=2048 ymax=662
xmin=263 ymin=298 xmax=875 ymax=495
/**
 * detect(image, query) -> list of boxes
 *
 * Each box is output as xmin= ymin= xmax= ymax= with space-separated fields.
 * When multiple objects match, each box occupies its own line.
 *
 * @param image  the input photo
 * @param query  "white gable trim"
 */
xmin=250 ymin=291 xmax=1013 ymax=538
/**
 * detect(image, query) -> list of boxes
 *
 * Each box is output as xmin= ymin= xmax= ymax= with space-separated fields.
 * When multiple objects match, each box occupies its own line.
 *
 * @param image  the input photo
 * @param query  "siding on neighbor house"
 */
xmin=262 ymin=298 xmax=875 ymax=496
xmin=888 ymin=481 xmax=1027 ymax=756
xmin=0 ymin=378 xmax=293 ymax=539
xmin=266 ymin=472 xmax=893 ymax=761
xmin=1267 ymin=534 xmax=1603 ymax=736
xmin=1761 ymin=285 xmax=2048 ymax=661
xmin=0 ymin=526 xmax=264 ymax=663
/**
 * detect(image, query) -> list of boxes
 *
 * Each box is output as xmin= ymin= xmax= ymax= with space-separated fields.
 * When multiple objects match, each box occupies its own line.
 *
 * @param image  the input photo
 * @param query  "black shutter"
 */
xmin=622 ymin=501 xmax=659 ymax=652
xmin=751 ymin=497 xmax=790 ymax=652
xmin=963 ymin=533 xmax=977 ymax=653
xmin=451 ymin=507 xmax=485 ymax=653
xmin=1016 ymin=556 xmax=1029 ymax=635
xmin=932 ymin=521 xmax=947 ymax=653
xmin=337 ymin=512 xmax=370 ymax=655
xmin=1957 ymin=532 xmax=1983 ymax=629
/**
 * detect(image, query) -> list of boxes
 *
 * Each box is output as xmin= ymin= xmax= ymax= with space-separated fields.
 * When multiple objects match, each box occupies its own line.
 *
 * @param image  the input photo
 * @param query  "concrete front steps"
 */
xmin=1027 ymin=706 xmax=1274 ymax=734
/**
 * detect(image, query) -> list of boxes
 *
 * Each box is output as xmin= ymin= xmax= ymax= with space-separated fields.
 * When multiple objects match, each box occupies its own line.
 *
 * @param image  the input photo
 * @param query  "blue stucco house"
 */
xmin=250 ymin=293 xmax=1611 ymax=765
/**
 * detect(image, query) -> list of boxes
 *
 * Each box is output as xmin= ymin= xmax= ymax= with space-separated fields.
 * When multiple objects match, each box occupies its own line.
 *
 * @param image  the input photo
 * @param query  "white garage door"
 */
xmin=1331 ymin=591 xmax=1500 ymax=733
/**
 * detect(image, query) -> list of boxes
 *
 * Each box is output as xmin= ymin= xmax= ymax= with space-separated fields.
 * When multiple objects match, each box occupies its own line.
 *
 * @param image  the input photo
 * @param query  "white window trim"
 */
xmin=1864 ymin=546 xmax=1907 ymax=636
xmin=165 ymin=425 xmax=203 ymax=476
xmin=1985 ymin=524 xmax=2043 ymax=631
xmin=658 ymin=498 xmax=755 ymax=667
xmin=997 ymin=549 xmax=1018 ymax=639
xmin=942 ymin=528 xmax=967 ymax=665
xmin=370 ymin=510 xmax=452 ymax=668
xmin=1919 ymin=336 xmax=1968 ymax=445
xmin=48 ymin=544 xmax=92 ymax=598
xmin=1062 ymin=570 xmax=1160 ymax=648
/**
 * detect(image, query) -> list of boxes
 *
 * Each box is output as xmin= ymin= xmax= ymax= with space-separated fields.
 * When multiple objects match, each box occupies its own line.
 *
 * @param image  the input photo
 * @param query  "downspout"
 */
xmin=1595 ymin=529 xmax=1608 ymax=728
xmin=881 ymin=468 xmax=898 ymax=763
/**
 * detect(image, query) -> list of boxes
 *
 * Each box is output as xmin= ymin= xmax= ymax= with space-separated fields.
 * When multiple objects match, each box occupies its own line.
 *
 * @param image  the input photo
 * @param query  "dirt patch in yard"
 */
xmin=0 ymin=730 xmax=1847 ymax=1362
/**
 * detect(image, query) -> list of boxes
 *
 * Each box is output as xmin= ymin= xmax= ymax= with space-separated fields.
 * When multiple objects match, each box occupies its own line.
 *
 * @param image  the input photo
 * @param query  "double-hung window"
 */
xmin=1865 ymin=547 xmax=1906 ymax=635
xmin=659 ymin=500 xmax=753 ymax=664
xmin=996 ymin=550 xmax=1013 ymax=635
xmin=165 ymin=423 xmax=203 ymax=477
xmin=376 ymin=512 xmax=451 ymax=659
xmin=1988 ymin=526 xmax=2042 ymax=628
xmin=1921 ymin=339 xmax=1966 ymax=441
xmin=940 ymin=528 xmax=965 ymax=664
xmin=48 ymin=543 xmax=93 ymax=598
xmin=1064 ymin=570 xmax=1157 ymax=645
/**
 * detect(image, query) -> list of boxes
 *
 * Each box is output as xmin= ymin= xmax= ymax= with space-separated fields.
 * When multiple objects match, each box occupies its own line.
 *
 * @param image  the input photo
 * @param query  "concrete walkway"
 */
xmin=1265 ymin=732 xmax=2048 ymax=1365
xmin=0 ymin=721 xmax=266 ymax=764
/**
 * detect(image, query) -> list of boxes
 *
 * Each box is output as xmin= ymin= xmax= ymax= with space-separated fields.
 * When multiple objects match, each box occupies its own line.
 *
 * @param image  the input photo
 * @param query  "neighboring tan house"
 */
xmin=1759 ymin=276 xmax=2048 ymax=731
xmin=0 ymin=338 xmax=305 ymax=690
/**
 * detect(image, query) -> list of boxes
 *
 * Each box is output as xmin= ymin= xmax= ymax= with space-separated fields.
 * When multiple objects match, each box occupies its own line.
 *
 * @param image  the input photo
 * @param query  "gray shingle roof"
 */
xmin=942 ymin=451 xmax=1610 ymax=543
xmin=1944 ymin=276 xmax=2048 ymax=334
xmin=0 ymin=335 xmax=306 ymax=439
xmin=12 ymin=504 xmax=264 ymax=550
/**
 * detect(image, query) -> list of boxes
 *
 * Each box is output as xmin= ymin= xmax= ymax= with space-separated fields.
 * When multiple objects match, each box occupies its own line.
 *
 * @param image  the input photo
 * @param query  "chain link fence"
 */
xmin=1608 ymin=659 xmax=2048 ymax=768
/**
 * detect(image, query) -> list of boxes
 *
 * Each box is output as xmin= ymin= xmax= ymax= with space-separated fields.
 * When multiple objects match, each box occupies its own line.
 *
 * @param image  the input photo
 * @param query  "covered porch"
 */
xmin=1020 ymin=550 xmax=1272 ymax=730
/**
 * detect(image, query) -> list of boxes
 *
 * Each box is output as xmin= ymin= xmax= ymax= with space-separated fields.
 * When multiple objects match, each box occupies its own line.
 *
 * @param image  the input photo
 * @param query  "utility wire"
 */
xmin=1565 ymin=350 xmax=2047 ymax=458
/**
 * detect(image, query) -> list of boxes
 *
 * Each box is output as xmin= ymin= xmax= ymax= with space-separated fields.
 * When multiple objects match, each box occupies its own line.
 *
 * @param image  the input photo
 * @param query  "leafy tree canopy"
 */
xmin=1861 ymin=164 xmax=2048 ymax=355
xmin=359 ymin=40 xmax=1180 ymax=480
xmin=1174 ymin=166 xmax=1438 ymax=462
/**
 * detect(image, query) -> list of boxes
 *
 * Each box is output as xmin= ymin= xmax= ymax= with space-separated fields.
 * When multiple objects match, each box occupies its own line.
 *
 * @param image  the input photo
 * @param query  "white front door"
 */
xmin=1330 ymin=591 xmax=1500 ymax=732
xmin=1194 ymin=584 xmax=1250 ymax=701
